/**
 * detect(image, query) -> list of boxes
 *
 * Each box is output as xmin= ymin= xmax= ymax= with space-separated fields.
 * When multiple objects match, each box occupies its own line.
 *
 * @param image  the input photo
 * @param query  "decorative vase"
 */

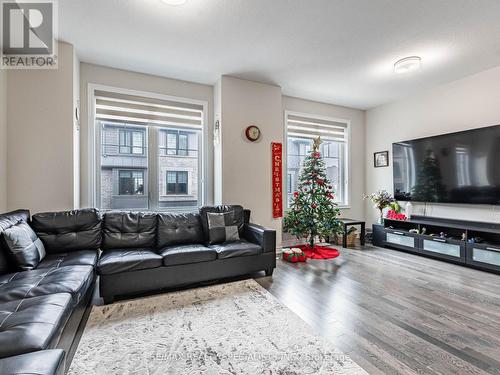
xmin=405 ymin=201 xmax=413 ymax=219
xmin=378 ymin=209 xmax=384 ymax=224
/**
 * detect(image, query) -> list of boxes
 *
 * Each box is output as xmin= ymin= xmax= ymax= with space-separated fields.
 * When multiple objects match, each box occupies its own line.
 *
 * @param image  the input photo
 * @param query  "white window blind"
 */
xmin=285 ymin=112 xmax=349 ymax=207
xmin=95 ymin=90 xmax=204 ymax=130
xmin=286 ymin=113 xmax=347 ymax=142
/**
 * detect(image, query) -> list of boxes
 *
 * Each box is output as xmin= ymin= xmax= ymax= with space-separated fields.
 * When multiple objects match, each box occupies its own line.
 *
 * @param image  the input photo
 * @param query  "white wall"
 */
xmin=283 ymin=96 xmax=366 ymax=221
xmin=0 ymin=70 xmax=7 ymax=212
xmin=213 ymin=78 xmax=222 ymax=205
xmin=216 ymin=76 xmax=283 ymax=242
xmin=6 ymin=42 xmax=79 ymax=213
xmin=365 ymin=65 xmax=500 ymax=225
xmin=79 ymin=63 xmax=214 ymax=208
xmin=73 ymin=51 xmax=81 ymax=209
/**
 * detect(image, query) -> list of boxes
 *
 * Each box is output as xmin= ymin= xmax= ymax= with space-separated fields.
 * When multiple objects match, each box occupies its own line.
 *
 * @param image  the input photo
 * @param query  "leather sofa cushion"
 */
xmin=0 ymin=349 xmax=65 ymax=375
xmin=103 ymin=212 xmax=157 ymax=250
xmin=160 ymin=244 xmax=217 ymax=266
xmin=0 ymin=293 xmax=72 ymax=359
xmin=199 ymin=205 xmax=245 ymax=242
xmin=0 ymin=265 xmax=94 ymax=306
xmin=37 ymin=250 xmax=98 ymax=269
xmin=157 ymin=213 xmax=204 ymax=249
xmin=31 ymin=209 xmax=102 ymax=253
xmin=0 ymin=210 xmax=30 ymax=275
xmin=1 ymin=220 xmax=46 ymax=271
xmin=210 ymin=240 xmax=263 ymax=259
xmin=98 ymin=249 xmax=163 ymax=275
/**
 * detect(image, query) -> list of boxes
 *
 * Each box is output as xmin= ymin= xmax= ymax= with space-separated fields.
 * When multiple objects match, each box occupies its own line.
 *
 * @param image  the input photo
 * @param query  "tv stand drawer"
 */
xmin=386 ymin=232 xmax=416 ymax=249
xmin=466 ymin=244 xmax=500 ymax=271
xmin=423 ymin=239 xmax=461 ymax=258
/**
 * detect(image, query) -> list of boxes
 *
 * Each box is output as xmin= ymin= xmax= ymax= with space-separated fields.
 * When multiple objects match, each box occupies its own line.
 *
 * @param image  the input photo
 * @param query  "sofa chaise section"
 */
xmin=0 ymin=208 xmax=101 ymax=373
xmin=0 ymin=265 xmax=94 ymax=305
xmin=0 ymin=349 xmax=65 ymax=375
xmin=0 ymin=293 xmax=73 ymax=359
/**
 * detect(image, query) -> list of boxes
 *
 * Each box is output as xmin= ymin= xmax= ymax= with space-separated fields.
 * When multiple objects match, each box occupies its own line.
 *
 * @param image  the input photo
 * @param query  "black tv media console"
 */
xmin=372 ymin=215 xmax=500 ymax=274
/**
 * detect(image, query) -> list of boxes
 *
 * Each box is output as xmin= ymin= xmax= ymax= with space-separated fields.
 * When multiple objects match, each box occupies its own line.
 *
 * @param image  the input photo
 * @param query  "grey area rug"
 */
xmin=69 ymin=279 xmax=367 ymax=375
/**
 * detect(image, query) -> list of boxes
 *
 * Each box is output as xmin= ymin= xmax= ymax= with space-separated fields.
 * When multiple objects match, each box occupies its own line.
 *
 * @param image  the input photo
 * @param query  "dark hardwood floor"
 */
xmin=255 ymin=244 xmax=500 ymax=375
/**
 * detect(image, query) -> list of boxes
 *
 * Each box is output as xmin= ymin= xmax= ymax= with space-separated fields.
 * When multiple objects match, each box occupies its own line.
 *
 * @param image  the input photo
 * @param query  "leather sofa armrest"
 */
xmin=243 ymin=223 xmax=276 ymax=253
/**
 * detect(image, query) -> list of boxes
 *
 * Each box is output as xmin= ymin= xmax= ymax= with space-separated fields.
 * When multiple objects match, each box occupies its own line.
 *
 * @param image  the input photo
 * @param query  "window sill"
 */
xmin=160 ymin=195 xmax=196 ymax=198
xmin=160 ymin=155 xmax=198 ymax=159
xmin=103 ymin=154 xmax=147 ymax=158
xmin=112 ymin=195 xmax=146 ymax=198
xmin=338 ymin=205 xmax=351 ymax=209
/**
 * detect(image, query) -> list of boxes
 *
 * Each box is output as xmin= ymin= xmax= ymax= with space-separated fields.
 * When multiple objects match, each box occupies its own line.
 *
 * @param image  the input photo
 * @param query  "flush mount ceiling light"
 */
xmin=394 ymin=56 xmax=422 ymax=74
xmin=160 ymin=0 xmax=187 ymax=5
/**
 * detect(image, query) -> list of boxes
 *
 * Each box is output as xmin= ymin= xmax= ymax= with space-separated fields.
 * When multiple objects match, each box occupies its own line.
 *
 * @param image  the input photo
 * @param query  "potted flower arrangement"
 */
xmin=386 ymin=201 xmax=407 ymax=221
xmin=364 ymin=190 xmax=395 ymax=224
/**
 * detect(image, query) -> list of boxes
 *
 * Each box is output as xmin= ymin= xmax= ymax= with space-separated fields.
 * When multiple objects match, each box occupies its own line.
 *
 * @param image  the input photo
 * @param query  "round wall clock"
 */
xmin=245 ymin=125 xmax=261 ymax=142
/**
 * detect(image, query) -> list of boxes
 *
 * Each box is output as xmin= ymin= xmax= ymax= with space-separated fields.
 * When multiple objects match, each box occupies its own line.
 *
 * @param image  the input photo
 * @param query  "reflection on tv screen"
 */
xmin=393 ymin=125 xmax=500 ymax=205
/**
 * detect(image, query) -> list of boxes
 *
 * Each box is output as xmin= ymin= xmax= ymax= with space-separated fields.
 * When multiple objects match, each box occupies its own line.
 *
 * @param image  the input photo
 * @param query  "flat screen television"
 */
xmin=393 ymin=124 xmax=500 ymax=205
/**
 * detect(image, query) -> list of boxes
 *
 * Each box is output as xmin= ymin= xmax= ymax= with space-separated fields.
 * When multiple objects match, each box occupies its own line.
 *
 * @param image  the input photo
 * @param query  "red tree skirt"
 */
xmin=295 ymin=244 xmax=340 ymax=260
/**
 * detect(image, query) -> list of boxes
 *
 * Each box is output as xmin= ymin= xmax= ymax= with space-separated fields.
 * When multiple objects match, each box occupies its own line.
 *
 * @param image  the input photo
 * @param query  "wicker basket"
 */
xmin=332 ymin=231 xmax=357 ymax=247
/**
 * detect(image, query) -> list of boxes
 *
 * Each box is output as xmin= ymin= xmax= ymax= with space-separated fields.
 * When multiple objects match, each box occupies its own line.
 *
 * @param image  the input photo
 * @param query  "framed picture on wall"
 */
xmin=374 ymin=151 xmax=389 ymax=167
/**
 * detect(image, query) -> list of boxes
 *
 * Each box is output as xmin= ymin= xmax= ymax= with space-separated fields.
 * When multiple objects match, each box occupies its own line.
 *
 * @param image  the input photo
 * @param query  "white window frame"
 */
xmin=283 ymin=110 xmax=351 ymax=209
xmin=88 ymin=84 xmax=209 ymax=211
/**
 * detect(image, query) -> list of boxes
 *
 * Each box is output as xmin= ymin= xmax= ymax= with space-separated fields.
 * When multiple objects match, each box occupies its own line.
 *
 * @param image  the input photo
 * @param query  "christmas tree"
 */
xmin=283 ymin=137 xmax=343 ymax=250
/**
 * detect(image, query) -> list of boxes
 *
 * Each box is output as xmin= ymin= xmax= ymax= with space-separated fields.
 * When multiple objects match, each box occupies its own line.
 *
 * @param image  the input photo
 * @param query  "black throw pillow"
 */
xmin=206 ymin=211 xmax=240 ymax=245
xmin=2 ymin=220 xmax=46 ymax=270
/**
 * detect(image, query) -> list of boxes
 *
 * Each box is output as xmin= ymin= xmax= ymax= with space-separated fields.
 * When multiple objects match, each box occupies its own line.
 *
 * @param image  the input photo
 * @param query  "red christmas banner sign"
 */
xmin=271 ymin=142 xmax=283 ymax=218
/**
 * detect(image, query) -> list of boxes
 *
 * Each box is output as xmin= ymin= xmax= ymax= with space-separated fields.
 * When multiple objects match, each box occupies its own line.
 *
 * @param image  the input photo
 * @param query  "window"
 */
xmin=164 ymin=130 xmax=190 ymax=156
xmin=119 ymin=129 xmax=145 ymax=155
xmin=119 ymin=170 xmax=144 ymax=195
xmin=286 ymin=112 xmax=349 ymax=207
xmin=166 ymin=132 xmax=177 ymax=155
xmin=95 ymin=88 xmax=205 ymax=210
xmin=179 ymin=133 xmax=188 ymax=156
xmin=101 ymin=124 xmax=147 ymax=156
xmin=166 ymin=171 xmax=188 ymax=195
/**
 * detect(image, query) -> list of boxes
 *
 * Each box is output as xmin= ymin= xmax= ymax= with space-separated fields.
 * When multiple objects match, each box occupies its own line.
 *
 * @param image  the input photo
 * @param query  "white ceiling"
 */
xmin=59 ymin=0 xmax=500 ymax=110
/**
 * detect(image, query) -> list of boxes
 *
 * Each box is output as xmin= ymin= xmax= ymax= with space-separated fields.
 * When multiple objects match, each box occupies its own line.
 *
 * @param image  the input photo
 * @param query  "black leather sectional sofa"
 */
xmin=0 ymin=205 xmax=276 ymax=374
